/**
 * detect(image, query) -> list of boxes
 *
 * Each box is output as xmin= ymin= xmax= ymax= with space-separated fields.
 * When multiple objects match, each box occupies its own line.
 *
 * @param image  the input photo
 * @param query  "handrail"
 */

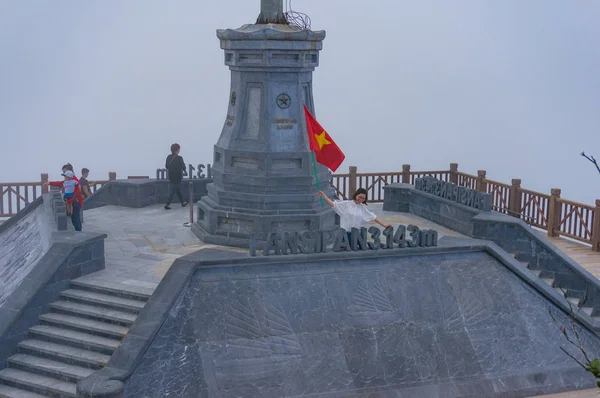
xmin=1 ymin=173 xmax=116 ymax=219
xmin=456 ymin=171 xmax=478 ymax=179
xmin=2 ymin=165 xmax=600 ymax=252
xmin=521 ymin=188 xmax=551 ymax=199
xmin=556 ymin=197 xmax=595 ymax=210
xmin=485 ymin=178 xmax=511 ymax=189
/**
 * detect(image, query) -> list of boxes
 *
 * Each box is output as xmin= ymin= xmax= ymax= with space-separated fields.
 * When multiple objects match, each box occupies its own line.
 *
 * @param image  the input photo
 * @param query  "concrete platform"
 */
xmin=79 ymin=203 xmax=460 ymax=289
xmin=78 ymin=203 xmax=600 ymax=397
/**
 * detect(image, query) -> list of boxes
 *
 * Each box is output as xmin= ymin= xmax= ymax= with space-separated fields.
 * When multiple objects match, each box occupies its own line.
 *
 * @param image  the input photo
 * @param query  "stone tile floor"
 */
xmin=80 ymin=203 xmax=463 ymax=290
xmin=81 ymin=204 xmax=243 ymax=291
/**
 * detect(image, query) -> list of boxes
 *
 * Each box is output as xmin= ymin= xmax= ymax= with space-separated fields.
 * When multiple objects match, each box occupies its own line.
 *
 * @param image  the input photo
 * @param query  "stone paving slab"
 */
xmin=80 ymin=203 xmax=458 ymax=290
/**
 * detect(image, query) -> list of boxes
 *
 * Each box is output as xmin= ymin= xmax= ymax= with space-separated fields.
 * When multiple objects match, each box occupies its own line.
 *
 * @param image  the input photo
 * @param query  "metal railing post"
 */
xmin=189 ymin=182 xmax=194 ymax=224
xmin=184 ymin=182 xmax=194 ymax=227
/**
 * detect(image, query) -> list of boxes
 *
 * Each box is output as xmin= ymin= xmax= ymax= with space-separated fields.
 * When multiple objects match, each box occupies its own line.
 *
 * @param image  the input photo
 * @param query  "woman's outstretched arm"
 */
xmin=318 ymin=191 xmax=335 ymax=207
xmin=374 ymin=217 xmax=392 ymax=228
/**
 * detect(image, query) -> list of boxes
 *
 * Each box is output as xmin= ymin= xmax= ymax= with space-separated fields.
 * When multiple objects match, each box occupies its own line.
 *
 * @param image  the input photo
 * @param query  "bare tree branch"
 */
xmin=581 ymin=151 xmax=600 ymax=174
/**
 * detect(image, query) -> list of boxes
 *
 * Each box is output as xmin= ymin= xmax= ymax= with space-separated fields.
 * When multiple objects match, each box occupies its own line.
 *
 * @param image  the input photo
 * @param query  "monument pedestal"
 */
xmin=194 ymin=23 xmax=337 ymax=247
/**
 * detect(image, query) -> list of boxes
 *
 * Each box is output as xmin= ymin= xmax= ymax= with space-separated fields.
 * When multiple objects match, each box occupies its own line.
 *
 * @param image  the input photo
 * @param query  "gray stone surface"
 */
xmin=120 ymin=248 xmax=600 ymax=397
xmin=0 ymin=198 xmax=52 ymax=310
xmin=256 ymin=0 xmax=286 ymax=24
xmin=78 ymin=204 xmax=244 ymax=288
xmin=473 ymin=212 xmax=600 ymax=321
xmin=384 ymin=183 xmax=479 ymax=236
xmin=195 ymin=22 xmax=337 ymax=247
xmin=0 ymin=231 xmax=106 ymax=370
xmin=384 ymin=183 xmax=600 ymax=332
xmin=0 ymin=193 xmax=107 ymax=371
xmin=414 ymin=176 xmax=492 ymax=211
xmin=84 ymin=179 xmax=211 ymax=210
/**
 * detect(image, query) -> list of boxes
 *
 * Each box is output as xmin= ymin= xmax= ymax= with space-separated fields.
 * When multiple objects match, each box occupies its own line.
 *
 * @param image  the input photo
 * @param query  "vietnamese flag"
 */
xmin=304 ymin=105 xmax=345 ymax=172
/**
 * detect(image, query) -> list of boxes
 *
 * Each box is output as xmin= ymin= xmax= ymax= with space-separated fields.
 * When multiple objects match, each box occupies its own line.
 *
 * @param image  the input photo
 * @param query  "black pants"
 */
xmin=166 ymin=182 xmax=185 ymax=205
xmin=71 ymin=200 xmax=82 ymax=231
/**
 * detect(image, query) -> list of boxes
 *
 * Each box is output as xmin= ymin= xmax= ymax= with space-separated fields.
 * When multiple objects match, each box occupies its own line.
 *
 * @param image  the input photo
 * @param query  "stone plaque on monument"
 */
xmin=193 ymin=0 xmax=337 ymax=247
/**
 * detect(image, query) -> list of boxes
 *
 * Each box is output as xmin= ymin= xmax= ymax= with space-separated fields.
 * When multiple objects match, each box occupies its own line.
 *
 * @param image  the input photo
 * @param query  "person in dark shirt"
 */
xmin=80 ymin=168 xmax=92 ymax=199
xmin=164 ymin=143 xmax=188 ymax=209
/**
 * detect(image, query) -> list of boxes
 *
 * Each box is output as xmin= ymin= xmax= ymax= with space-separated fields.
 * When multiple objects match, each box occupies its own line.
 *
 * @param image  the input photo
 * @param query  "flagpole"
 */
xmin=311 ymin=151 xmax=325 ymax=208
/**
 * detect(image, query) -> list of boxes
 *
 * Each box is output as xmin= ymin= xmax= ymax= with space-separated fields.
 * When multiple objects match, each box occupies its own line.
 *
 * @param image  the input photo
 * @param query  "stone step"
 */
xmin=530 ymin=269 xmax=542 ymax=277
xmin=567 ymin=297 xmax=581 ymax=307
xmin=541 ymin=278 xmax=555 ymax=287
xmin=49 ymin=301 xmax=136 ymax=326
xmin=70 ymin=278 xmax=152 ymax=301
xmin=39 ymin=313 xmax=129 ymax=339
xmin=0 ymin=384 xmax=47 ymax=398
xmin=60 ymin=289 xmax=146 ymax=313
xmin=581 ymin=307 xmax=594 ymax=316
xmin=554 ymin=287 xmax=566 ymax=296
xmin=29 ymin=325 xmax=120 ymax=354
xmin=0 ymin=368 xmax=76 ymax=398
xmin=8 ymin=354 xmax=94 ymax=382
xmin=18 ymin=340 xmax=110 ymax=369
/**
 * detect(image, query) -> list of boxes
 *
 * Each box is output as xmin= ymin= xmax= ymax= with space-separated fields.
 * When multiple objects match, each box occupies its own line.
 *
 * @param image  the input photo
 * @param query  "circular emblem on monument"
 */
xmin=230 ymin=91 xmax=236 ymax=106
xmin=276 ymin=93 xmax=291 ymax=109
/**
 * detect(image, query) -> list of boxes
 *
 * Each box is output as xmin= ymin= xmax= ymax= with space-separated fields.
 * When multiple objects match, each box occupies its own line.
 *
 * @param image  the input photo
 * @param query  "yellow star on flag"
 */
xmin=314 ymin=131 xmax=331 ymax=150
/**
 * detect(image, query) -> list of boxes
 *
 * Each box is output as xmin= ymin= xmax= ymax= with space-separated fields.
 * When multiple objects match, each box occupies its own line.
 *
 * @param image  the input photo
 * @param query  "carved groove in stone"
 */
xmin=227 ymin=298 xmax=262 ymax=340
xmin=349 ymin=279 xmax=394 ymax=315
xmin=216 ymin=299 xmax=304 ymax=380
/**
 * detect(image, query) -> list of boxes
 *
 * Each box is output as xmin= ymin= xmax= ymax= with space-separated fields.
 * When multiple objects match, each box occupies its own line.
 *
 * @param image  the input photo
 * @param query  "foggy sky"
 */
xmin=1 ymin=0 xmax=599 ymax=205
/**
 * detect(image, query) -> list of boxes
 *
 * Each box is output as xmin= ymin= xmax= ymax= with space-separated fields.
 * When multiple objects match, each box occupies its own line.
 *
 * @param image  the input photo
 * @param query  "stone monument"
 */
xmin=192 ymin=0 xmax=337 ymax=248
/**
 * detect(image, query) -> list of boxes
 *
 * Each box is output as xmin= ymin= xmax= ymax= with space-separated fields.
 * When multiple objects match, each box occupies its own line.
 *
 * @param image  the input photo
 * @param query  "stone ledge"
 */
xmin=84 ymin=179 xmax=212 ymax=210
xmin=384 ymin=182 xmax=600 ymax=330
xmin=0 ymin=231 xmax=106 ymax=371
xmin=0 ymin=196 xmax=43 ymax=235
xmin=217 ymin=24 xmax=326 ymax=41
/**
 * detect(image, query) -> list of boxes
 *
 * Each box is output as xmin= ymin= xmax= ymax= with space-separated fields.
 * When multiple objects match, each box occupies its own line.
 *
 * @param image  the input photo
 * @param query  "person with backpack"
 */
xmin=164 ymin=143 xmax=188 ymax=209
xmin=44 ymin=168 xmax=84 ymax=231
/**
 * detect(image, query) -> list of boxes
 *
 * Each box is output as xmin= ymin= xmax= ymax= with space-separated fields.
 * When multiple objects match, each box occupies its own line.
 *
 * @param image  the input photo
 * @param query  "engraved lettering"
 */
xmin=382 ymin=226 xmax=394 ymax=249
xmin=367 ymin=227 xmax=381 ymax=250
xmin=407 ymin=225 xmax=420 ymax=247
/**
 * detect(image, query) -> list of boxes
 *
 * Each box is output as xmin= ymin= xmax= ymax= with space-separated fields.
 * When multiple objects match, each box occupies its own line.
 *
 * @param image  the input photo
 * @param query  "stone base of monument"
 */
xmin=192 ymin=194 xmax=337 ymax=248
xmin=78 ymin=241 xmax=600 ymax=398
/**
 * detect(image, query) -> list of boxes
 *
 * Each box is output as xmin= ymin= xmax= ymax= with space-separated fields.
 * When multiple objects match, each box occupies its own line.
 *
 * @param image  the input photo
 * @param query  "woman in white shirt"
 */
xmin=319 ymin=188 xmax=391 ymax=234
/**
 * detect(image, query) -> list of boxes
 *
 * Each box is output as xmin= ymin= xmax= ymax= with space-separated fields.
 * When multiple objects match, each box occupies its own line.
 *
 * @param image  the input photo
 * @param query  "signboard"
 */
xmin=414 ymin=176 xmax=491 ymax=211
xmin=249 ymin=225 xmax=438 ymax=256
xmin=156 ymin=163 xmax=212 ymax=180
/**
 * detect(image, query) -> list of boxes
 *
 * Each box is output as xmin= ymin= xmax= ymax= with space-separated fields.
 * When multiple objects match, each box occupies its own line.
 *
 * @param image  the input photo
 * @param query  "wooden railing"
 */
xmin=0 ymin=173 xmax=115 ymax=219
xmin=330 ymin=163 xmax=600 ymax=252
xmin=0 ymin=182 xmax=44 ymax=218
xmin=3 ymin=165 xmax=600 ymax=252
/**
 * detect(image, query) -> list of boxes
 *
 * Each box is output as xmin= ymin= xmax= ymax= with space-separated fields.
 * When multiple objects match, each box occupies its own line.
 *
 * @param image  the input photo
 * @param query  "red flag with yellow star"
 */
xmin=304 ymin=105 xmax=345 ymax=172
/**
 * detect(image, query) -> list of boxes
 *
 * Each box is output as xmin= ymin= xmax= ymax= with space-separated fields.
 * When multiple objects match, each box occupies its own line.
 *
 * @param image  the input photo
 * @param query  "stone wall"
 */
xmin=383 ymin=182 xmax=481 ymax=236
xmin=472 ymin=212 xmax=600 ymax=310
xmin=84 ymin=179 xmax=212 ymax=210
xmin=0 ymin=197 xmax=52 ymax=311
xmin=384 ymin=183 xmax=600 ymax=328
xmin=0 ymin=195 xmax=107 ymax=370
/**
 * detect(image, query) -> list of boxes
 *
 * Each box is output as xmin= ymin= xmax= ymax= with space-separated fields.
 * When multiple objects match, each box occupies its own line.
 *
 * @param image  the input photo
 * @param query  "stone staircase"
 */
xmin=0 ymin=278 xmax=151 ymax=398
xmin=514 ymin=253 xmax=600 ymax=324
